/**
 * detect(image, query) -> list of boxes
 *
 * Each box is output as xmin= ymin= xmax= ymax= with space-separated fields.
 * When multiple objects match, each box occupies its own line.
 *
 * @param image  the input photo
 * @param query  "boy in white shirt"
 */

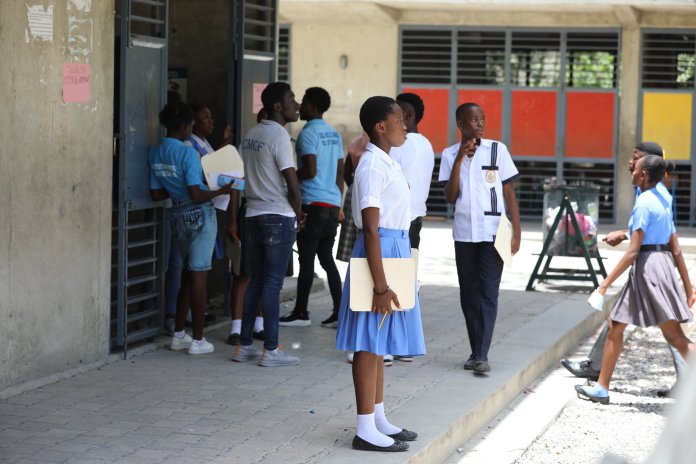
xmin=438 ymin=102 xmax=521 ymax=374
xmin=390 ymin=93 xmax=435 ymax=250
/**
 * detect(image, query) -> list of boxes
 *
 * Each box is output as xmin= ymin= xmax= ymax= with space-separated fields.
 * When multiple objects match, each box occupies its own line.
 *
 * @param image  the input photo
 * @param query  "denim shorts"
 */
xmin=171 ymin=199 xmax=217 ymax=271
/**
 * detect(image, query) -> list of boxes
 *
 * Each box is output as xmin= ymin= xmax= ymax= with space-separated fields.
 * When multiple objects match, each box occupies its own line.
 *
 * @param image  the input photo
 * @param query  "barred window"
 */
xmin=642 ymin=32 xmax=696 ymax=89
xmin=510 ymin=32 xmax=561 ymax=88
xmin=400 ymin=29 xmax=452 ymax=84
xmin=278 ymin=25 xmax=290 ymax=82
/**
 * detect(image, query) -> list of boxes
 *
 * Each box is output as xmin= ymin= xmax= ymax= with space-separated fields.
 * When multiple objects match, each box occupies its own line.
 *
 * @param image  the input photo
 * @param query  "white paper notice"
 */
xmin=25 ymin=5 xmax=54 ymax=43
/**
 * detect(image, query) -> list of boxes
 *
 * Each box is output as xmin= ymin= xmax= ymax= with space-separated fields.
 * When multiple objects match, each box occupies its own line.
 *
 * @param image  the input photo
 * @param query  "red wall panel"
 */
xmin=511 ymin=91 xmax=557 ymax=157
xmin=457 ymin=89 xmax=503 ymax=141
xmin=402 ymin=87 xmax=450 ymax=153
xmin=565 ymin=92 xmax=615 ymax=159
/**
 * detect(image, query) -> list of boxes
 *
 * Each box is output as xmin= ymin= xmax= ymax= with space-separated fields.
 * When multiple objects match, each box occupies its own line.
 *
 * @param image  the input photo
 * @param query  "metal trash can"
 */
xmin=542 ymin=183 xmax=600 ymax=257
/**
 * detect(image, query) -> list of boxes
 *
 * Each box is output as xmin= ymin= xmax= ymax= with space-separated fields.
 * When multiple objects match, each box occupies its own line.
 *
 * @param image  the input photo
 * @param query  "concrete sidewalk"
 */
xmin=1 ymin=221 xmax=693 ymax=464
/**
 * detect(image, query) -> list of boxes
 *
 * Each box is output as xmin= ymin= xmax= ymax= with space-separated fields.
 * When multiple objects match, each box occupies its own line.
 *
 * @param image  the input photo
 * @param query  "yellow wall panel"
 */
xmin=642 ymin=93 xmax=692 ymax=160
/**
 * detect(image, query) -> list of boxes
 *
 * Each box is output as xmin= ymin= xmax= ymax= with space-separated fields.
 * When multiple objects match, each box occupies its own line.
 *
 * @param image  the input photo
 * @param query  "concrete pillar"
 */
xmin=616 ymin=27 xmax=641 ymax=222
xmin=0 ymin=0 xmax=114 ymax=390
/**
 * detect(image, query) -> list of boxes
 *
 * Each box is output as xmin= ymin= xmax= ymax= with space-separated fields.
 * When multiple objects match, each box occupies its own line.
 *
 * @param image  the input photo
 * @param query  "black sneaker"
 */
xmin=226 ymin=333 xmax=240 ymax=346
xmin=321 ymin=313 xmax=338 ymax=328
xmin=279 ymin=312 xmax=311 ymax=327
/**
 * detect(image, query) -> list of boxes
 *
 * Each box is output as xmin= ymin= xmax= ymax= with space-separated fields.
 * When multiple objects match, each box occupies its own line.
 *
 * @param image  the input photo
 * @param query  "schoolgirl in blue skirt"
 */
xmin=335 ymin=96 xmax=426 ymax=452
xmin=576 ymin=155 xmax=695 ymax=404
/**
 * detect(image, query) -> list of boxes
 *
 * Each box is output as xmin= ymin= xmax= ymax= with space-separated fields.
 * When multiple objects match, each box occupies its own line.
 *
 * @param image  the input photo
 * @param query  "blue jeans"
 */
xmin=241 ymin=214 xmax=297 ymax=350
xmin=164 ymin=208 xmax=183 ymax=317
xmin=170 ymin=199 xmax=217 ymax=271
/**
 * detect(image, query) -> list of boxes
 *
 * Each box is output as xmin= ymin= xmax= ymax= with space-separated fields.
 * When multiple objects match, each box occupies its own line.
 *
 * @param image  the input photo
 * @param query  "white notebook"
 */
xmin=349 ymin=257 xmax=416 ymax=311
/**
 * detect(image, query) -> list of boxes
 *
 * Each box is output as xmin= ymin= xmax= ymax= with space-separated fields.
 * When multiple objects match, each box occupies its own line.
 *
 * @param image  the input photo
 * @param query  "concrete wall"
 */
xmin=283 ymin=18 xmax=399 ymax=143
xmin=0 ymin=0 xmax=114 ymax=390
xmin=280 ymin=1 xmax=696 ymax=222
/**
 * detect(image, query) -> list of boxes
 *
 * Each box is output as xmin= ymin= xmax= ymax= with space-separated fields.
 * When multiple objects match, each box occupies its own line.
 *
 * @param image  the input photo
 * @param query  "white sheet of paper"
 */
xmin=349 ymin=257 xmax=416 ymax=311
xmin=495 ymin=214 xmax=513 ymax=269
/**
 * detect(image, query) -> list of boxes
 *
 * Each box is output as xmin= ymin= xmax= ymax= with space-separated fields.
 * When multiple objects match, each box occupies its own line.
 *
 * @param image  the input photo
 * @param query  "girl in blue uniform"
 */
xmin=576 ymin=155 xmax=695 ymax=404
xmin=149 ymin=102 xmax=234 ymax=355
xmin=336 ymin=97 xmax=426 ymax=452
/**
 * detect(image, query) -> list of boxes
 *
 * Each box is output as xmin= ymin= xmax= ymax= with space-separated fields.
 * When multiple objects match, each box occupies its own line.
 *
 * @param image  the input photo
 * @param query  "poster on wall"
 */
xmin=168 ymin=68 xmax=188 ymax=102
xmin=63 ymin=63 xmax=90 ymax=103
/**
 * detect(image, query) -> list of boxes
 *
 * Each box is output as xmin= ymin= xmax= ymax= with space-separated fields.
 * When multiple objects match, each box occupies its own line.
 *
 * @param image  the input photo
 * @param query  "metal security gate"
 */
xmin=399 ymin=27 xmax=621 ymax=223
xmin=111 ymin=0 xmax=169 ymax=356
xmin=232 ymin=0 xmax=278 ymax=142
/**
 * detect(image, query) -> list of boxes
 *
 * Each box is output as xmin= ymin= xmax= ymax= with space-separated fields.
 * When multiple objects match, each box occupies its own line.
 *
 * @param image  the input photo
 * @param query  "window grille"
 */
xmin=278 ymin=24 xmax=290 ymax=81
xmin=566 ymin=32 xmax=619 ymax=89
xmin=400 ymin=29 xmax=453 ymax=84
xmin=642 ymin=32 xmax=696 ymax=89
xmin=245 ymin=0 xmax=275 ymax=53
xmin=514 ymin=161 xmax=557 ymax=218
xmin=510 ymin=31 xmax=561 ymax=88
xmin=456 ymin=31 xmax=506 ymax=85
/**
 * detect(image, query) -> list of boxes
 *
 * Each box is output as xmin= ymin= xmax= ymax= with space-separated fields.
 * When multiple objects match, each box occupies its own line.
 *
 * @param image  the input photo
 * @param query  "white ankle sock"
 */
xmin=230 ymin=319 xmax=241 ymax=334
xmin=254 ymin=317 xmax=264 ymax=332
xmin=356 ymin=413 xmax=394 ymax=447
xmin=374 ymin=403 xmax=401 ymax=435
xmin=174 ymin=330 xmax=186 ymax=339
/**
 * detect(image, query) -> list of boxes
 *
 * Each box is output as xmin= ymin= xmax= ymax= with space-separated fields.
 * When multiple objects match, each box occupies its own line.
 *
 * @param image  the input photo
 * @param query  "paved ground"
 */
xmin=2 ymin=221 xmax=695 ymax=464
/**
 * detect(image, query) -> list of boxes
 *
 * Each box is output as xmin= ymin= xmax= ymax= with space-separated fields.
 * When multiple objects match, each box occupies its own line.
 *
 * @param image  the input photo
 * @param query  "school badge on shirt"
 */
xmin=486 ymin=170 xmax=497 ymax=184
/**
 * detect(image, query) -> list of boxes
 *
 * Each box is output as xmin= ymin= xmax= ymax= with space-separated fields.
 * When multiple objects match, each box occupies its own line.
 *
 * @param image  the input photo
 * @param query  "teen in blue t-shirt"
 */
xmin=149 ymin=102 xmax=234 ymax=356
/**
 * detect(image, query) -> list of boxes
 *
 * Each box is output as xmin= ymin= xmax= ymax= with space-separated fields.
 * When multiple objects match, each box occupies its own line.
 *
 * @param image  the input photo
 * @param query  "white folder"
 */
xmin=494 ymin=213 xmax=513 ymax=269
xmin=349 ymin=257 xmax=416 ymax=311
xmin=200 ymin=145 xmax=244 ymax=210
xmin=200 ymin=145 xmax=244 ymax=188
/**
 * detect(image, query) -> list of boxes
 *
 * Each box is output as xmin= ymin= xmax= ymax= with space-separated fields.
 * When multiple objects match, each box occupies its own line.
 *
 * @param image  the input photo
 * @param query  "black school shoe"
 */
xmin=253 ymin=330 xmax=265 ymax=341
xmin=388 ymin=429 xmax=418 ymax=441
xmin=226 ymin=333 xmax=240 ymax=346
xmin=351 ymin=435 xmax=409 ymax=452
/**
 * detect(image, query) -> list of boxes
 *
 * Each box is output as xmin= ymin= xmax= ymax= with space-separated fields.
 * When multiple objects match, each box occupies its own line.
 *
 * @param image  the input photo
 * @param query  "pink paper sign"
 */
xmin=252 ymin=83 xmax=267 ymax=114
xmin=63 ymin=63 xmax=90 ymax=103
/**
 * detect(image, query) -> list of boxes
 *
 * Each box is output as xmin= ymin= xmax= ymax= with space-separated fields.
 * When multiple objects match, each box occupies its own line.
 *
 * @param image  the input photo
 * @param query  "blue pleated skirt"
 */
xmin=335 ymin=228 xmax=426 ymax=356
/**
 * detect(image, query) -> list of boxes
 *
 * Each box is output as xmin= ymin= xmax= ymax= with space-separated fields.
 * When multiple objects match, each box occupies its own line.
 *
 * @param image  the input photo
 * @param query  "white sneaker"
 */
xmin=170 ymin=333 xmax=193 ymax=351
xmin=230 ymin=344 xmax=260 ymax=362
xmin=258 ymin=348 xmax=300 ymax=367
xmin=188 ymin=338 xmax=214 ymax=355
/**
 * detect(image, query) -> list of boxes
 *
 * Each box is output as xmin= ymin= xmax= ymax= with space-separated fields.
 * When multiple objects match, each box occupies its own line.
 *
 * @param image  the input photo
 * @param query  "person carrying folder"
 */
xmin=335 ymin=96 xmax=425 ymax=452
xmin=439 ymin=102 xmax=521 ymax=374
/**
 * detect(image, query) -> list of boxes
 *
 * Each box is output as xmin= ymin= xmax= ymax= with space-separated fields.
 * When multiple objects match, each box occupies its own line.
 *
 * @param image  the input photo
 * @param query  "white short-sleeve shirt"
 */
xmin=352 ymin=143 xmax=411 ymax=231
xmin=438 ymin=139 xmax=519 ymax=242
xmin=390 ymin=132 xmax=435 ymax=220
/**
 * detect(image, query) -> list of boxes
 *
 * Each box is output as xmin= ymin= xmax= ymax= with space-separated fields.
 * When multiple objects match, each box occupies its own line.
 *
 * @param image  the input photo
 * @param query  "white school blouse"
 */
xmin=390 ymin=132 xmax=435 ymax=220
xmin=352 ymin=143 xmax=411 ymax=231
xmin=438 ymin=139 xmax=519 ymax=242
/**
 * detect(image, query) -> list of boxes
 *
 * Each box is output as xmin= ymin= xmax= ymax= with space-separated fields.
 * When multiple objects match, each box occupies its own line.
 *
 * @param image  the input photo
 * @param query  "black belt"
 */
xmin=640 ymin=244 xmax=670 ymax=252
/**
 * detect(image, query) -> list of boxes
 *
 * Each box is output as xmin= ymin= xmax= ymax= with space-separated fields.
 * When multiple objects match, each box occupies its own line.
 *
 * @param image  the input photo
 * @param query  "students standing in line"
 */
xmin=149 ymin=101 xmax=235 ymax=355
xmin=336 ymin=96 xmax=425 ymax=452
xmin=279 ymin=87 xmax=344 ymax=329
xmin=229 ymin=82 xmax=305 ymax=367
xmin=575 ymin=155 xmax=695 ymax=404
xmin=439 ymin=102 xmax=521 ymax=374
